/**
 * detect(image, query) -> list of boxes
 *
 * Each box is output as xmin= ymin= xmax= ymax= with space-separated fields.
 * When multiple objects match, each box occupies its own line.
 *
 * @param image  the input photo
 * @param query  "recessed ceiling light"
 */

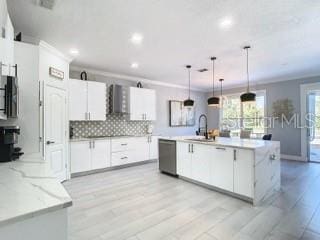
xmin=130 ymin=33 xmax=143 ymax=45
xmin=69 ymin=48 xmax=79 ymax=55
xmin=219 ymin=17 xmax=233 ymax=29
xmin=131 ymin=62 xmax=139 ymax=69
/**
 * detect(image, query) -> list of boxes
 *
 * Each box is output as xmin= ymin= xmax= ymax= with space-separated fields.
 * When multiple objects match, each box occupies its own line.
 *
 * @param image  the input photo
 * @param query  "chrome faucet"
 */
xmin=198 ymin=114 xmax=208 ymax=139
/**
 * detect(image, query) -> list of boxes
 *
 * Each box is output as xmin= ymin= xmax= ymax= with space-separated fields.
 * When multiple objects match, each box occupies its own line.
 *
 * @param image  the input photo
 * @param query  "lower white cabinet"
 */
xmin=70 ymin=139 xmax=111 ymax=174
xmin=233 ymin=148 xmax=254 ymax=198
xmin=177 ymin=142 xmax=192 ymax=178
xmin=71 ymin=136 xmax=159 ymax=174
xmin=176 ymin=142 xmax=255 ymax=199
xmin=211 ymin=147 xmax=234 ymax=192
xmin=191 ymin=144 xmax=212 ymax=185
xmin=70 ymin=141 xmax=91 ymax=173
xmin=91 ymin=140 xmax=111 ymax=170
xmin=111 ymin=151 xmax=134 ymax=166
xmin=149 ymin=136 xmax=159 ymax=160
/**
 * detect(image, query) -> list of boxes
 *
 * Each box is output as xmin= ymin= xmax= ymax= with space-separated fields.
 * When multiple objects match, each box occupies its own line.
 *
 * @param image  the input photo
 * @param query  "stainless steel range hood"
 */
xmin=108 ymin=84 xmax=129 ymax=115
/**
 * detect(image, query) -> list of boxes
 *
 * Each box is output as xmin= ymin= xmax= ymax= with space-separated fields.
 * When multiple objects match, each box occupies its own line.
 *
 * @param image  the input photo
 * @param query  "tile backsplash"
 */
xmin=70 ymin=115 xmax=151 ymax=138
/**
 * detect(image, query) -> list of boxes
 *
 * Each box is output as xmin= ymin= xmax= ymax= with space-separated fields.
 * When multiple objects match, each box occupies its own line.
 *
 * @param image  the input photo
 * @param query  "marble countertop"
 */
xmin=159 ymin=136 xmax=279 ymax=150
xmin=70 ymin=134 xmax=158 ymax=142
xmin=0 ymin=154 xmax=72 ymax=227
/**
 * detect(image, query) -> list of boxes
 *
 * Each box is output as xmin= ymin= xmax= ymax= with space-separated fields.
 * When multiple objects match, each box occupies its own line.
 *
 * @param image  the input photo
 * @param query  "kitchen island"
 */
xmin=160 ymin=136 xmax=280 ymax=205
xmin=0 ymin=154 xmax=72 ymax=240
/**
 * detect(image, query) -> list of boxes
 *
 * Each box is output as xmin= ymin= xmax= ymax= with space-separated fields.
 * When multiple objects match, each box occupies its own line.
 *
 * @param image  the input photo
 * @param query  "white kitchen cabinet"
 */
xmin=129 ymin=87 xmax=156 ymax=121
xmin=211 ymin=147 xmax=234 ymax=192
xmin=69 ymin=79 xmax=87 ymax=121
xmin=149 ymin=136 xmax=159 ymax=159
xmin=233 ymin=148 xmax=254 ymax=198
xmin=177 ymin=142 xmax=192 ymax=178
xmin=191 ymin=144 xmax=212 ymax=185
xmin=133 ymin=137 xmax=150 ymax=162
xmin=70 ymin=141 xmax=91 ymax=173
xmin=69 ymin=79 xmax=106 ymax=121
xmin=91 ymin=139 xmax=111 ymax=170
xmin=70 ymin=139 xmax=111 ymax=174
xmin=87 ymin=81 xmax=106 ymax=121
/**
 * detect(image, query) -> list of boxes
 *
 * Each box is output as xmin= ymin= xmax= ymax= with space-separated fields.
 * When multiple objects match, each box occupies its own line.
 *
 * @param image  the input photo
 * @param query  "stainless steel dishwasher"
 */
xmin=159 ymin=139 xmax=177 ymax=176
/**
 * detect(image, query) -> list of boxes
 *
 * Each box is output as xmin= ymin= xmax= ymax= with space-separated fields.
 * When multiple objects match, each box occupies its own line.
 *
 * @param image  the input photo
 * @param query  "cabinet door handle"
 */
xmin=191 ymin=144 xmax=194 ymax=153
xmin=233 ymin=149 xmax=236 ymax=161
xmin=93 ymin=140 xmax=95 ymax=148
xmin=121 ymin=143 xmax=128 ymax=146
xmin=188 ymin=144 xmax=190 ymax=153
xmin=216 ymin=147 xmax=226 ymax=150
xmin=121 ymin=156 xmax=128 ymax=159
xmin=89 ymin=141 xmax=91 ymax=148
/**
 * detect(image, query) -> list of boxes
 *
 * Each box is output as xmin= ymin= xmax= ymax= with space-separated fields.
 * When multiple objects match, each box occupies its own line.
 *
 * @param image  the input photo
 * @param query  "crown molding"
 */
xmin=39 ymin=40 xmax=73 ymax=63
xmin=70 ymin=65 xmax=207 ymax=92
xmin=205 ymin=73 xmax=320 ymax=94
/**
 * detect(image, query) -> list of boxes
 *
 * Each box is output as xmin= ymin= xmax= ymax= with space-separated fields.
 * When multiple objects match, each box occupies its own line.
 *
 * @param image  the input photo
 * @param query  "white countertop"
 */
xmin=70 ymin=134 xmax=157 ymax=142
xmin=0 ymin=154 xmax=72 ymax=227
xmin=159 ymin=136 xmax=279 ymax=150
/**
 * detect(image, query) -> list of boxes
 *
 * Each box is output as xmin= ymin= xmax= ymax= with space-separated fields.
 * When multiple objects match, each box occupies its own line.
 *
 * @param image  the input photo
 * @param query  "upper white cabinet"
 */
xmin=69 ymin=79 xmax=106 ymax=121
xmin=87 ymin=81 xmax=106 ymax=120
xmin=69 ymin=79 xmax=87 ymax=120
xmin=129 ymin=87 xmax=156 ymax=121
xmin=0 ymin=14 xmax=15 ymax=76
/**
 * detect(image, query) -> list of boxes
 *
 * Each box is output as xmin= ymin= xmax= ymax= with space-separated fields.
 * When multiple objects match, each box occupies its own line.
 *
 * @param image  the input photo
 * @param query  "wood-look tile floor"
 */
xmin=63 ymin=160 xmax=320 ymax=240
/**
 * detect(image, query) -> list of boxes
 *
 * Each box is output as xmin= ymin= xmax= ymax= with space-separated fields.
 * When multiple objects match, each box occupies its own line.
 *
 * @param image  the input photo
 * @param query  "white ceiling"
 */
xmin=7 ymin=0 xmax=320 ymax=90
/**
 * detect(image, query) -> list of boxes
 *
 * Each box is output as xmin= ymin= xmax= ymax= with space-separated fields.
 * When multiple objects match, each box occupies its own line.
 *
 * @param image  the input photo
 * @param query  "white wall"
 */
xmin=1 ymin=42 xmax=40 ymax=154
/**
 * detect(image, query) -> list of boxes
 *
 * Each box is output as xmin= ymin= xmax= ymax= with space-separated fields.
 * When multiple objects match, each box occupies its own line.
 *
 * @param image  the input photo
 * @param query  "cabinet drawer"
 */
xmin=111 ymin=151 xmax=134 ymax=166
xmin=111 ymin=138 xmax=134 ymax=152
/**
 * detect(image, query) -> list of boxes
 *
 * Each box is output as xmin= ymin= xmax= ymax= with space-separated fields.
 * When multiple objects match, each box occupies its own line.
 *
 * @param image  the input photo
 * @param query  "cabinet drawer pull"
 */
xmin=121 ymin=143 xmax=128 ymax=146
xmin=121 ymin=156 xmax=128 ymax=159
xmin=216 ymin=147 xmax=226 ymax=150
xmin=233 ymin=149 xmax=236 ymax=161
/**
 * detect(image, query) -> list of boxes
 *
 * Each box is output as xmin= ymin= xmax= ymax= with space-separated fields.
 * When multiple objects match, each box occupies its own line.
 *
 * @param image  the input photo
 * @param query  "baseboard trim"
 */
xmin=281 ymin=154 xmax=306 ymax=162
xmin=71 ymin=159 xmax=158 ymax=178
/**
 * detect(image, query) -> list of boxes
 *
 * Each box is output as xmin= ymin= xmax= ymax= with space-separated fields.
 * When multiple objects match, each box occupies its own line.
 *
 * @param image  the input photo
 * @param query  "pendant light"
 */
xmin=208 ymin=57 xmax=220 ymax=107
xmin=219 ymin=78 xmax=224 ymax=107
xmin=183 ymin=65 xmax=194 ymax=107
xmin=240 ymin=46 xmax=256 ymax=102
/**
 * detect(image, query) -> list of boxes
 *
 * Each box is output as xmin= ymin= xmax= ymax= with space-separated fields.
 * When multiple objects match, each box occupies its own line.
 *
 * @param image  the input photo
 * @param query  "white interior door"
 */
xmin=45 ymin=85 xmax=67 ymax=182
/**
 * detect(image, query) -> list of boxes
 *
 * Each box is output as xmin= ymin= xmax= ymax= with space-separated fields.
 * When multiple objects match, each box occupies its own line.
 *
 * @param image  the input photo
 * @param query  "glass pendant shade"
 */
xmin=207 ymin=96 xmax=220 ymax=106
xmin=240 ymin=92 xmax=256 ymax=102
xmin=184 ymin=65 xmax=194 ymax=107
xmin=184 ymin=99 xmax=194 ymax=107
xmin=241 ymin=46 xmax=256 ymax=103
xmin=208 ymin=57 xmax=219 ymax=107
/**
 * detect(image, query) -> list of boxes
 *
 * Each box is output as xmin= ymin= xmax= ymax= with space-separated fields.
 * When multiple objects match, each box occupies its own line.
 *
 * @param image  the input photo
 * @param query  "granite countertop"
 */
xmin=159 ymin=136 xmax=280 ymax=150
xmin=70 ymin=134 xmax=158 ymax=142
xmin=0 ymin=154 xmax=72 ymax=227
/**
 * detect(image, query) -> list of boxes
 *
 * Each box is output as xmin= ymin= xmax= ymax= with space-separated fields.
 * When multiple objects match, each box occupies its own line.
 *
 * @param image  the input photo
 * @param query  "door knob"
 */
xmin=46 ymin=141 xmax=55 ymax=145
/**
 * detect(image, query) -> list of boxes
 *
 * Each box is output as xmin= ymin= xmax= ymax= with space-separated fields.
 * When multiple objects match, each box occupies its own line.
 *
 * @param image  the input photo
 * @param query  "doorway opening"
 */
xmin=307 ymin=91 xmax=320 ymax=163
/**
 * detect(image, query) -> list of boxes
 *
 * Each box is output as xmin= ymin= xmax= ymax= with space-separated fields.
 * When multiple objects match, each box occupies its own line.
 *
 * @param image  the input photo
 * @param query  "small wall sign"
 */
xmin=49 ymin=67 xmax=64 ymax=80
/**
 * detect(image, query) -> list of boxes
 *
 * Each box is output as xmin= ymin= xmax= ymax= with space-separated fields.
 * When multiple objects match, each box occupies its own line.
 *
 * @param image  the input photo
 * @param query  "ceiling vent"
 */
xmin=198 ymin=68 xmax=208 ymax=73
xmin=37 ymin=0 xmax=56 ymax=10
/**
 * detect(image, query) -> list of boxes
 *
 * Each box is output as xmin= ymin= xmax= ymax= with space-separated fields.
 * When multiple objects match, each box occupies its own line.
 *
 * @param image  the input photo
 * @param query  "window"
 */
xmin=220 ymin=90 xmax=266 ymax=137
